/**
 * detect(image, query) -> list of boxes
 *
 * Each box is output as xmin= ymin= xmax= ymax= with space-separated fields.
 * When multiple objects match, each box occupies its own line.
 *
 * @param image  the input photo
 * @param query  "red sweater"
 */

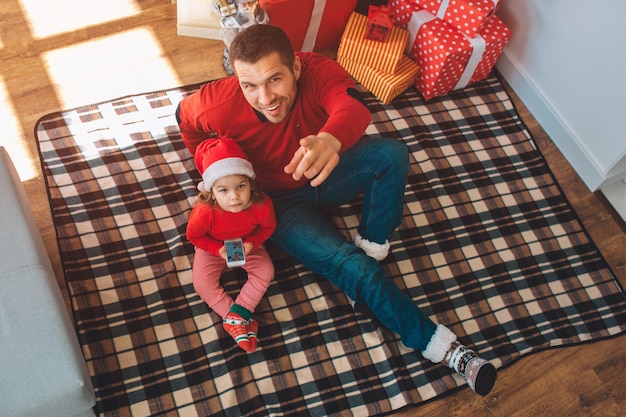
xmin=177 ymin=52 xmax=372 ymax=192
xmin=186 ymin=195 xmax=276 ymax=256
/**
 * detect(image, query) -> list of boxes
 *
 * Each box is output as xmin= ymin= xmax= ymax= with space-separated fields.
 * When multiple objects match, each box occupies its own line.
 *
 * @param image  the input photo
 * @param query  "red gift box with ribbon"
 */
xmin=388 ymin=0 xmax=419 ymax=28
xmin=405 ymin=9 xmax=510 ymax=100
xmin=259 ymin=0 xmax=357 ymax=51
xmin=389 ymin=0 xmax=502 ymax=38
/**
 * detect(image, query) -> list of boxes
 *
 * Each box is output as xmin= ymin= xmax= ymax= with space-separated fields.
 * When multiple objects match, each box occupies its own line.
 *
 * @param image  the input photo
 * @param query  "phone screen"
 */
xmin=225 ymin=239 xmax=246 ymax=267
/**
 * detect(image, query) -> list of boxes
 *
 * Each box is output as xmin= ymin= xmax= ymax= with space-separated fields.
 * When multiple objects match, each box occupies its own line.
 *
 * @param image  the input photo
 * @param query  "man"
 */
xmin=176 ymin=24 xmax=496 ymax=396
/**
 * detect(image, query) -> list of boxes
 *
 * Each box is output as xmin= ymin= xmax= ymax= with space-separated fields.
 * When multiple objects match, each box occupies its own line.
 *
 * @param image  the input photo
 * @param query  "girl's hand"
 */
xmin=218 ymin=245 xmax=227 ymax=260
xmin=243 ymin=241 xmax=254 ymax=255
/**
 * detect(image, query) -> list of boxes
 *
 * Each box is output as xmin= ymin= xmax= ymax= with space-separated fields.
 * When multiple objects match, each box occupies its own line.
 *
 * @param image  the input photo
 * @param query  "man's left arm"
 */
xmin=316 ymin=56 xmax=372 ymax=151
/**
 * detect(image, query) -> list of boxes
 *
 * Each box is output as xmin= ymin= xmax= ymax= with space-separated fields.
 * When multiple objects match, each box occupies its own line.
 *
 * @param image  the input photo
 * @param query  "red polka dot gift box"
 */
xmin=259 ymin=0 xmax=357 ymax=52
xmin=388 ymin=0 xmax=502 ymax=39
xmin=403 ymin=9 xmax=511 ymax=100
xmin=387 ymin=0 xmax=420 ymax=28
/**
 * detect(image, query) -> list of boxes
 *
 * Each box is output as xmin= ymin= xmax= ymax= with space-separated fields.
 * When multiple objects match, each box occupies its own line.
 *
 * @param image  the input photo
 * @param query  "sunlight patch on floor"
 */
xmin=20 ymin=0 xmax=139 ymax=39
xmin=43 ymin=28 xmax=181 ymax=109
xmin=0 ymin=76 xmax=38 ymax=181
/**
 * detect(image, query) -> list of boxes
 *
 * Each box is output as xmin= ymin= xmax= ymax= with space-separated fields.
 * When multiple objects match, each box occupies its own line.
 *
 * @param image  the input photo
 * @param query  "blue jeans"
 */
xmin=269 ymin=137 xmax=437 ymax=351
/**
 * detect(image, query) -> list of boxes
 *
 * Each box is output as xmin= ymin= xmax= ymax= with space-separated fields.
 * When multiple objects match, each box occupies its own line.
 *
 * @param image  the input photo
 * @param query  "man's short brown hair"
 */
xmin=229 ymin=25 xmax=296 ymax=72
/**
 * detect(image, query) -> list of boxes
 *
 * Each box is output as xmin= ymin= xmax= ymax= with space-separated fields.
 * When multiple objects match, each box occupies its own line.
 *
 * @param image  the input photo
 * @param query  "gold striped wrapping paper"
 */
xmin=337 ymin=12 xmax=408 ymax=74
xmin=338 ymin=54 xmax=419 ymax=104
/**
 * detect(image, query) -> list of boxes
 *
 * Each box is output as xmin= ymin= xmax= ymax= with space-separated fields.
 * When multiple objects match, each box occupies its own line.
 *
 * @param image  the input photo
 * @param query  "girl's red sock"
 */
xmin=223 ymin=304 xmax=258 ymax=352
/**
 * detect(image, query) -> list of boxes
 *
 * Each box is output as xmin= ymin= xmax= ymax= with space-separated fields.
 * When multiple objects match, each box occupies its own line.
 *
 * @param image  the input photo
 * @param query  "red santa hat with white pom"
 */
xmin=194 ymin=138 xmax=255 ymax=192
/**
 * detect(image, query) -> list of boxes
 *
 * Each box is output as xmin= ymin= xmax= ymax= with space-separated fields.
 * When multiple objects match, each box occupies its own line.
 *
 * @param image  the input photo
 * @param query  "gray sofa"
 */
xmin=0 ymin=147 xmax=96 ymax=417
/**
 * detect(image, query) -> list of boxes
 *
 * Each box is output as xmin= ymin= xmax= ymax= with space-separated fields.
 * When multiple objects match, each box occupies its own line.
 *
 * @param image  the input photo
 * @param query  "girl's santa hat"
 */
xmin=194 ymin=138 xmax=255 ymax=192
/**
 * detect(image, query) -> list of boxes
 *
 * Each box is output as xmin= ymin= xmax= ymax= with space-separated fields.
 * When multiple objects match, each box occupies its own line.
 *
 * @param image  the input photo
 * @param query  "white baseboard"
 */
xmin=495 ymin=49 xmax=607 ymax=191
xmin=496 ymin=50 xmax=626 ymax=222
xmin=602 ymin=180 xmax=626 ymax=224
xmin=177 ymin=25 xmax=222 ymax=40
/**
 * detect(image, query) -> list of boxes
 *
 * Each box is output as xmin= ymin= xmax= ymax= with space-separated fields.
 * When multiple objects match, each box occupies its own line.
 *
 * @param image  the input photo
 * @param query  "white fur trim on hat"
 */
xmin=354 ymin=233 xmax=390 ymax=261
xmin=422 ymin=324 xmax=457 ymax=363
xmin=198 ymin=157 xmax=255 ymax=192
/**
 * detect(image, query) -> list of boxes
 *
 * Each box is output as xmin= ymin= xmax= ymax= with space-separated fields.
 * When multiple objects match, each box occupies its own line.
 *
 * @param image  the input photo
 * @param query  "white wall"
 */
xmin=495 ymin=0 xmax=626 ymax=192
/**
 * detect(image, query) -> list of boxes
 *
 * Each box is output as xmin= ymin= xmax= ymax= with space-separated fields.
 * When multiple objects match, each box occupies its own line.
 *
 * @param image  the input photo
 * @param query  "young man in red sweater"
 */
xmin=176 ymin=24 xmax=496 ymax=395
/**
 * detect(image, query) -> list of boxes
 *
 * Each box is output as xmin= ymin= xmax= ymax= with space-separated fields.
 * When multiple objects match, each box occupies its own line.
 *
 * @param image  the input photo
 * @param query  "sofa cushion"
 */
xmin=0 ymin=147 xmax=96 ymax=417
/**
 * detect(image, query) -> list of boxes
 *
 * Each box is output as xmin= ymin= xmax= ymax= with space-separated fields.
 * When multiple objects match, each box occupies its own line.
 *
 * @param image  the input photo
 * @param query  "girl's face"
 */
xmin=211 ymin=175 xmax=252 ymax=213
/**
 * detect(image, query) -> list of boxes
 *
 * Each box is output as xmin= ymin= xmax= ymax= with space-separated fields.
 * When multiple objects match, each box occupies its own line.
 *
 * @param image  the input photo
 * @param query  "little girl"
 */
xmin=187 ymin=138 xmax=276 ymax=353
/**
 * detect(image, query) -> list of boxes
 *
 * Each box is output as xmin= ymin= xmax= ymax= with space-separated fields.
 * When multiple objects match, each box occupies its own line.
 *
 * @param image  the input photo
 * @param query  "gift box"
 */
xmin=387 ymin=0 xmax=419 ymax=28
xmin=259 ymin=0 xmax=357 ymax=51
xmin=365 ymin=5 xmax=394 ymax=42
xmin=337 ymin=12 xmax=409 ymax=74
xmin=389 ymin=0 xmax=502 ymax=38
xmin=406 ymin=9 xmax=510 ymax=100
xmin=338 ymin=54 xmax=419 ymax=104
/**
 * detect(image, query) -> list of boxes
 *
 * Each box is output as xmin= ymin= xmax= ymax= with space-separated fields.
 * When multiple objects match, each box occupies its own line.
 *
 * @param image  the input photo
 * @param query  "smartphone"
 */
xmin=224 ymin=238 xmax=246 ymax=267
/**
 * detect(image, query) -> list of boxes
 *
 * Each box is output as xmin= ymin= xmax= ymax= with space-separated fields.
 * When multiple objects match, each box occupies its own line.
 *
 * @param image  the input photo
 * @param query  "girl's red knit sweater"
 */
xmin=186 ymin=195 xmax=276 ymax=256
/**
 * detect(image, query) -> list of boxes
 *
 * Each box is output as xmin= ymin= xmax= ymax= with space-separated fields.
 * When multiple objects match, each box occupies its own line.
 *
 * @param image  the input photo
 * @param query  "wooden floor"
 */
xmin=1 ymin=1 xmax=625 ymax=416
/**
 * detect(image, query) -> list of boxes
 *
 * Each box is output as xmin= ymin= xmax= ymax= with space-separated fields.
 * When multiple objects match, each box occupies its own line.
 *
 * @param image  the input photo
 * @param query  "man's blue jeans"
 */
xmin=269 ymin=137 xmax=438 ymax=351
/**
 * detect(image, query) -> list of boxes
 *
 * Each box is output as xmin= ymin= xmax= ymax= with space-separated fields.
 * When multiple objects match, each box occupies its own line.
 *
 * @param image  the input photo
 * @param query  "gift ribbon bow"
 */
xmin=435 ymin=0 xmax=501 ymax=20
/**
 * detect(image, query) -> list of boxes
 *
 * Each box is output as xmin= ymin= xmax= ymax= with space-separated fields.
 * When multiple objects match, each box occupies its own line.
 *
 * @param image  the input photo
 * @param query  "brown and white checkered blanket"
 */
xmin=36 ymin=75 xmax=626 ymax=417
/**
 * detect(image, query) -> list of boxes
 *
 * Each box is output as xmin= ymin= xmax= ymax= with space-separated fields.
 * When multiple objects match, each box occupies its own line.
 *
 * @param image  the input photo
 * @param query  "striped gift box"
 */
xmin=337 ymin=12 xmax=408 ymax=74
xmin=338 ymin=54 xmax=419 ymax=104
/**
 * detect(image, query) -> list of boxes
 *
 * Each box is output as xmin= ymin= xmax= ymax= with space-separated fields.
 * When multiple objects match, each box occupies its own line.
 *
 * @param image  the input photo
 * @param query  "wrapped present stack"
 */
xmin=337 ymin=6 xmax=420 ymax=104
xmin=389 ymin=0 xmax=511 ymax=100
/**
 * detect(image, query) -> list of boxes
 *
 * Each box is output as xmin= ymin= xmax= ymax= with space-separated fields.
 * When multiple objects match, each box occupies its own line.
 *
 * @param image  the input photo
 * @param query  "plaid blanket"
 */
xmin=35 ymin=75 xmax=626 ymax=417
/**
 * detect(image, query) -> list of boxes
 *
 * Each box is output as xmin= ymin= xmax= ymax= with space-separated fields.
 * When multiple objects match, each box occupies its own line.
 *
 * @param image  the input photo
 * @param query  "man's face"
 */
xmin=233 ymin=52 xmax=301 ymax=124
